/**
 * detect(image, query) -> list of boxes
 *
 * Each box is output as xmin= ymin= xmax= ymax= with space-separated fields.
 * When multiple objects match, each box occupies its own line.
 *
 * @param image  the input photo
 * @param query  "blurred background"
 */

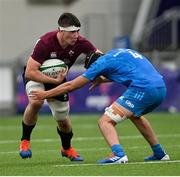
xmin=0 ymin=0 xmax=180 ymax=115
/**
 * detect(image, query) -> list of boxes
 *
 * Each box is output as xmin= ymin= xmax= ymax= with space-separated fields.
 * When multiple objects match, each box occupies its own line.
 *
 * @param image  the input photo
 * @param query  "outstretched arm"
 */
xmin=30 ymin=76 xmax=90 ymax=100
xmin=89 ymin=75 xmax=111 ymax=91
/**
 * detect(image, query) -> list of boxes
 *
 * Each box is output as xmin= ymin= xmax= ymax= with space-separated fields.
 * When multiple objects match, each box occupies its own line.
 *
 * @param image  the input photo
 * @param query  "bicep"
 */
xmin=25 ymin=57 xmax=41 ymax=77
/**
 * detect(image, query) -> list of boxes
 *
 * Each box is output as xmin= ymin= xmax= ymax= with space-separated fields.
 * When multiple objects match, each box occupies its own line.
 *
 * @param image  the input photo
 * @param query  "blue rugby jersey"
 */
xmin=82 ymin=48 xmax=165 ymax=88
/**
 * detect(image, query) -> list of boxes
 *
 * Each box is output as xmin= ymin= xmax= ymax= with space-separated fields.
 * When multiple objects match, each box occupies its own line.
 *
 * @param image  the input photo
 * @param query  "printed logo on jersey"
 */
xmin=64 ymin=94 xmax=68 ymax=100
xmin=134 ymin=91 xmax=145 ymax=101
xmin=125 ymin=100 xmax=134 ymax=108
xmin=119 ymin=96 xmax=124 ymax=100
xmin=50 ymin=52 xmax=57 ymax=58
xmin=69 ymin=50 xmax=74 ymax=57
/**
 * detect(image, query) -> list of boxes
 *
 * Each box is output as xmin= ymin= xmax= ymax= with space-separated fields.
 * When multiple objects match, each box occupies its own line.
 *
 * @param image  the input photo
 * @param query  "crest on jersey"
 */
xmin=50 ymin=52 xmax=57 ymax=58
xmin=69 ymin=50 xmax=74 ymax=57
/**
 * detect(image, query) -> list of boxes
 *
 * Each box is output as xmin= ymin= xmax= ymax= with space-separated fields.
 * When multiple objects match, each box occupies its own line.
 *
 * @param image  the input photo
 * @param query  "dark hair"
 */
xmin=84 ymin=51 xmax=103 ymax=69
xmin=58 ymin=12 xmax=81 ymax=27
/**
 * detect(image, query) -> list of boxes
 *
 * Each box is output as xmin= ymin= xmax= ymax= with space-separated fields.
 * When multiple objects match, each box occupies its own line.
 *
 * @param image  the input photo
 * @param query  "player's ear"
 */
xmin=58 ymin=27 xmax=64 ymax=32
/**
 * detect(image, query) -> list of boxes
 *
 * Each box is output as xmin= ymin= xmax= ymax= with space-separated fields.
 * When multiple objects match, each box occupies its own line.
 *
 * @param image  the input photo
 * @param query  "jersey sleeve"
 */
xmin=31 ymin=38 xmax=49 ymax=64
xmin=82 ymin=56 xmax=107 ymax=81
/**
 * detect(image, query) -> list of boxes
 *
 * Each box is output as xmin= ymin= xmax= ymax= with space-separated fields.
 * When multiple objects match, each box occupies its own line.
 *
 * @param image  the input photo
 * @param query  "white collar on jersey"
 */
xmin=59 ymin=26 xmax=80 ymax=32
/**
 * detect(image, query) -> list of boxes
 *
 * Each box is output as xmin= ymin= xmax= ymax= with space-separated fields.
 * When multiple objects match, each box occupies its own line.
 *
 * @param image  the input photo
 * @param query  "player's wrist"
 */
xmin=51 ymin=78 xmax=60 ymax=85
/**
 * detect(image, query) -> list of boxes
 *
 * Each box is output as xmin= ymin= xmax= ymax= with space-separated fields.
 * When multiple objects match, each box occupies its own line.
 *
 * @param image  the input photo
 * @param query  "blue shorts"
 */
xmin=116 ymin=86 xmax=166 ymax=117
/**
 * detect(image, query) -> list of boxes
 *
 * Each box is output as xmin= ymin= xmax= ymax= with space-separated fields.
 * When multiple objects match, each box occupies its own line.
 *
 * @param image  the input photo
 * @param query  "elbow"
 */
xmin=24 ymin=70 xmax=34 ymax=80
xmin=24 ymin=72 xmax=30 ymax=80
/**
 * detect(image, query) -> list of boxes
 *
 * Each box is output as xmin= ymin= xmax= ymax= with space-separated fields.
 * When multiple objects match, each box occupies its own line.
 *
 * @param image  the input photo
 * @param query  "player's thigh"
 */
xmin=47 ymin=99 xmax=70 ymax=121
xmin=25 ymin=80 xmax=45 ymax=106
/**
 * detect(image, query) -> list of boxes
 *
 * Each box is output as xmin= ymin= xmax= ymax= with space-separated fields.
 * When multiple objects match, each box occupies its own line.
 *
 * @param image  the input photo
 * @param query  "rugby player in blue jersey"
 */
xmin=30 ymin=49 xmax=170 ymax=164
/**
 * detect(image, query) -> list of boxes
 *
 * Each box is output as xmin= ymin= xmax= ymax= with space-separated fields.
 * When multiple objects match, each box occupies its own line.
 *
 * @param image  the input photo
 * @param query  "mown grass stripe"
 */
xmin=0 ymin=133 xmax=180 ymax=144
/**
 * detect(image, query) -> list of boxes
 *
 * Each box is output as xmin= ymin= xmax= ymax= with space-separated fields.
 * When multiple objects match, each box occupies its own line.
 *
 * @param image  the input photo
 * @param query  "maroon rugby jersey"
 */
xmin=31 ymin=30 xmax=97 ymax=69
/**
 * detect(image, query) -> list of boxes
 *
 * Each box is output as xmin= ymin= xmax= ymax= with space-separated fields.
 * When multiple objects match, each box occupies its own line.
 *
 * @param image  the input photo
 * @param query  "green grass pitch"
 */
xmin=0 ymin=113 xmax=180 ymax=175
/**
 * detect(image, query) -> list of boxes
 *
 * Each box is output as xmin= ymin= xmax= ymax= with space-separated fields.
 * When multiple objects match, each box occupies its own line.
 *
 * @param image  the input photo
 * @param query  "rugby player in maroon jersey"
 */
xmin=19 ymin=12 xmax=102 ymax=161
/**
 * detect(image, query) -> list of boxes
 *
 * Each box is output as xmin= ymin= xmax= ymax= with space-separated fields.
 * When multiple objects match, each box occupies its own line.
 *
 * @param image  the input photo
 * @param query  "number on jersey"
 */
xmin=128 ymin=50 xmax=143 ymax=59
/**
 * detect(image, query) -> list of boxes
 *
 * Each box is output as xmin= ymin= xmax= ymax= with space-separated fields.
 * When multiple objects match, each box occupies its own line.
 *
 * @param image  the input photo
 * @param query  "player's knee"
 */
xmin=29 ymin=99 xmax=44 ymax=110
xmin=52 ymin=109 xmax=69 ymax=121
xmin=104 ymin=104 xmax=127 ymax=124
xmin=57 ymin=118 xmax=72 ymax=132
xmin=98 ymin=117 xmax=108 ymax=129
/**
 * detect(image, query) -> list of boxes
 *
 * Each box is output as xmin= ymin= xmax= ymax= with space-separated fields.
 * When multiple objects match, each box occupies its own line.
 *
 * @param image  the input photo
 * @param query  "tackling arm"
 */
xmin=30 ymin=75 xmax=90 ymax=100
xmin=89 ymin=75 xmax=111 ymax=91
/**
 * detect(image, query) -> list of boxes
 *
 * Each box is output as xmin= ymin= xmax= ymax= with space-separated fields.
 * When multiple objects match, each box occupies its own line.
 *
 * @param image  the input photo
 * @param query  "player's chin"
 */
xmin=70 ymin=40 xmax=77 ymax=45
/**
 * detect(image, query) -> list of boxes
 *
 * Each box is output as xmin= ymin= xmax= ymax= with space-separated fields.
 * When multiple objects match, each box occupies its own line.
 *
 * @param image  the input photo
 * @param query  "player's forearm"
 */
xmin=43 ymin=76 xmax=89 ymax=99
xmin=25 ymin=70 xmax=61 ymax=85
xmin=43 ymin=81 xmax=76 ymax=99
xmin=44 ymin=87 xmax=67 ymax=98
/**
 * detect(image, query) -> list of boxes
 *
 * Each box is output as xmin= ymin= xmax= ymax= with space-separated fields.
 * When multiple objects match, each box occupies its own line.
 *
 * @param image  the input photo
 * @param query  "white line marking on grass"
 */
xmin=54 ymin=160 xmax=180 ymax=167
xmin=0 ymin=133 xmax=180 ymax=144
xmin=0 ymin=124 xmax=95 ymax=130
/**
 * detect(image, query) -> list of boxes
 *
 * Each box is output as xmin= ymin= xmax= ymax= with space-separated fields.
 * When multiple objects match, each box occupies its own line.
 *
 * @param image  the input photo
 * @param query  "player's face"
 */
xmin=63 ymin=30 xmax=80 ymax=45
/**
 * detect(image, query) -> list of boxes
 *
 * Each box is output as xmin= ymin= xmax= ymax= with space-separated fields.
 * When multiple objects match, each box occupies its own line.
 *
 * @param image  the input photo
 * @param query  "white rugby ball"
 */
xmin=40 ymin=59 xmax=68 ymax=78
